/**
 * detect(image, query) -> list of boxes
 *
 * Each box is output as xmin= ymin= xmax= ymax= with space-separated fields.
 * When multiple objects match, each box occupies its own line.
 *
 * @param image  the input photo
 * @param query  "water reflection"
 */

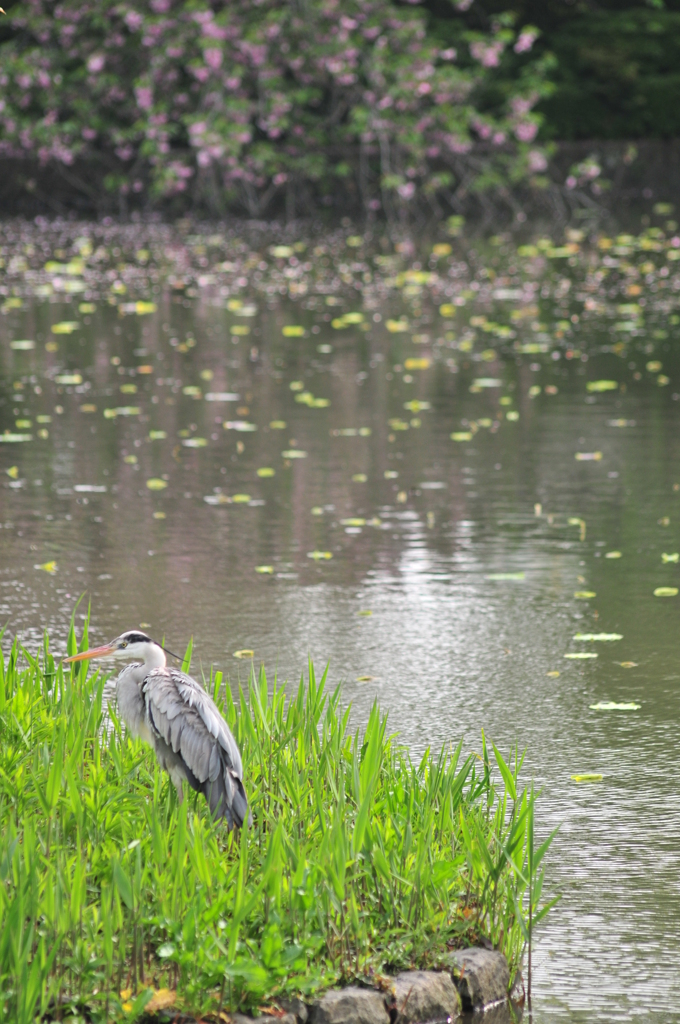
xmin=2 ymin=220 xmax=680 ymax=1021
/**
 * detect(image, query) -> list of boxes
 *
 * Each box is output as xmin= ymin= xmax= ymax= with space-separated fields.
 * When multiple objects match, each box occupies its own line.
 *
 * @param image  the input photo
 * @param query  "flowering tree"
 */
xmin=0 ymin=0 xmax=553 ymax=216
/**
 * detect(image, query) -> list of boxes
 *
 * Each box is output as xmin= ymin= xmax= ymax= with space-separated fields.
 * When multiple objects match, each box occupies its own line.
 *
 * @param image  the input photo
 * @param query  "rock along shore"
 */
xmin=231 ymin=947 xmax=518 ymax=1024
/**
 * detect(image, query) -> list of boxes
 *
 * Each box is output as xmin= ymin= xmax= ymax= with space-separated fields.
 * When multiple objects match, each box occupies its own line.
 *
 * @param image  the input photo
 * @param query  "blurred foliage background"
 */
xmin=0 ymin=0 xmax=679 ymax=217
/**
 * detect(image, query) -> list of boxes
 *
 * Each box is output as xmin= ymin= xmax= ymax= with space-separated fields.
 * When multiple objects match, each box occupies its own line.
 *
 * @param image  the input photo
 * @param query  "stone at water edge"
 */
xmin=448 ymin=948 xmax=510 ymax=1010
xmin=309 ymin=987 xmax=390 ymax=1024
xmin=390 ymin=969 xmax=461 ymax=1023
xmin=232 ymin=1016 xmax=297 ymax=1024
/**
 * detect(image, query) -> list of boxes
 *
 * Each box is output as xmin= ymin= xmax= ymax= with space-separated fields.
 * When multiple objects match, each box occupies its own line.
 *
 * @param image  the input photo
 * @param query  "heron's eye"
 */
xmin=120 ymin=641 xmax=128 ymax=648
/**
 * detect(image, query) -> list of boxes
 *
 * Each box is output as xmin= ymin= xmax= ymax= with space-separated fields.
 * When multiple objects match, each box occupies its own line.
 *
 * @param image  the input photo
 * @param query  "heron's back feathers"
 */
xmin=141 ymin=666 xmax=249 ymax=827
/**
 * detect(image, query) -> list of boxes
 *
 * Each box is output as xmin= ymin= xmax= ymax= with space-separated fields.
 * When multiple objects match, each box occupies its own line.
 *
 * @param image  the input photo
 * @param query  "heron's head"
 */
xmin=64 ymin=630 xmax=178 ymax=665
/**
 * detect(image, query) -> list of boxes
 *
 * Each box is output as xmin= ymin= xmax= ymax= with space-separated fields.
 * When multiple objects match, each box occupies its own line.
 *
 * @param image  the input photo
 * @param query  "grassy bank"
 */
xmin=0 ymin=617 xmax=555 ymax=1022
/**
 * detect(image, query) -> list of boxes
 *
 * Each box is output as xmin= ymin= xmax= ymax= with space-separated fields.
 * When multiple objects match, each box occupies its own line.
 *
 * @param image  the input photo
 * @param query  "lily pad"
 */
xmin=233 ymin=649 xmax=254 ymax=659
xmin=564 ymin=652 xmax=598 ymax=659
xmin=571 ymin=773 xmax=603 ymax=783
xmin=590 ymin=701 xmax=641 ymax=711
xmin=146 ymin=478 xmax=168 ymax=490
xmin=572 ymin=633 xmax=622 ymax=641
xmin=654 ymin=587 xmax=678 ymax=597
xmin=574 ymin=591 xmax=596 ymax=599
xmin=586 ymin=380 xmax=618 ymax=392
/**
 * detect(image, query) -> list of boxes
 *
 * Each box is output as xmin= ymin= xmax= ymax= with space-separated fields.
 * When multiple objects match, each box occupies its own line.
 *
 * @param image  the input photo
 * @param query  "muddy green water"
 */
xmin=2 ymin=222 xmax=680 ymax=1021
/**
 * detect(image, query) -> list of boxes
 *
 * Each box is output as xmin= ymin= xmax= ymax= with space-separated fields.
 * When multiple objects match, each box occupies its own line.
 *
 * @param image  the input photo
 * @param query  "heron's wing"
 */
xmin=142 ymin=666 xmax=244 ymax=784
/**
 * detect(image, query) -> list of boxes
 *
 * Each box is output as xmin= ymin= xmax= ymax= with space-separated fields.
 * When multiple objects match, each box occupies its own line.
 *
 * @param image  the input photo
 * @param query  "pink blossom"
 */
xmin=510 ymin=94 xmax=537 ymax=117
xmin=124 ymin=10 xmax=143 ymax=31
xmin=397 ymin=181 xmax=416 ymax=200
xmin=191 ymin=66 xmax=210 ymax=82
xmin=87 ymin=53 xmax=105 ymax=73
xmin=225 ymin=76 xmax=241 ymax=89
xmin=204 ymin=48 xmax=222 ymax=69
xmin=82 ymin=127 xmax=97 ymax=140
xmin=166 ymin=47 xmax=184 ymax=58
xmin=115 ymin=145 xmax=134 ymax=161
xmin=514 ymin=121 xmax=538 ymax=142
xmin=439 ymin=48 xmax=456 ymax=61
xmin=528 ymin=149 xmax=547 ymax=172
xmin=492 ymin=131 xmax=506 ymax=145
xmin=16 ymin=74 xmax=32 ymax=90
xmin=417 ymin=82 xmax=431 ymax=95
xmin=514 ymin=29 xmax=538 ymax=54
xmin=135 ymin=86 xmax=153 ymax=110
xmin=566 ymin=175 xmax=577 ymax=190
xmin=363 ymin=26 xmax=381 ymax=40
xmin=203 ymin=22 xmax=229 ymax=40
xmin=273 ymin=172 xmax=288 ymax=186
xmin=150 ymin=0 xmax=170 ymax=12
xmin=470 ymin=40 xmax=504 ymax=68
xmin=37 ymin=71 xmax=51 ymax=88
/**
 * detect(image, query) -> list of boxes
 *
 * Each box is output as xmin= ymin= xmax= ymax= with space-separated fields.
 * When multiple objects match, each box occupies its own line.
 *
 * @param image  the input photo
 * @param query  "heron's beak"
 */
xmin=64 ymin=644 xmax=116 ymax=663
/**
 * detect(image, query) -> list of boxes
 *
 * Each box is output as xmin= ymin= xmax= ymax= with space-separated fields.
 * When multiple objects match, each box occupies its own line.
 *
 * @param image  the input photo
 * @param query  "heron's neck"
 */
xmin=143 ymin=644 xmax=166 ymax=670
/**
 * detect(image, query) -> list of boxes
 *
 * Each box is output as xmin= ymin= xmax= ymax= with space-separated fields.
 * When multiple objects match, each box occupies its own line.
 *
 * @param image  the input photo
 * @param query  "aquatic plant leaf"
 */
xmin=341 ymin=518 xmax=365 ymax=527
xmin=257 ymin=468 xmax=275 ymax=477
xmin=182 ymin=437 xmax=208 ymax=447
xmin=386 ymin=319 xmax=409 ymax=332
xmin=473 ymin=378 xmax=502 ymax=388
xmin=616 ymin=662 xmax=638 ymax=668
xmin=146 ymin=478 xmax=168 ymax=490
xmin=564 ymin=652 xmax=598 ymax=659
xmin=590 ymin=702 xmax=640 ymax=711
xmin=575 ymin=452 xmax=602 ymax=461
xmin=232 ymin=494 xmax=251 ymax=503
xmin=352 ymin=474 xmax=367 ymax=482
xmin=35 ymin=561 xmax=57 ymax=573
xmin=255 ymin=566 xmax=273 ymax=574
xmin=282 ymin=325 xmax=305 ymax=337
xmin=574 ymin=591 xmax=596 ymax=599
xmin=10 ymin=339 xmax=35 ymax=350
xmin=605 ymin=551 xmax=622 ymax=559
xmin=282 ymin=450 xmax=307 ymax=458
xmin=571 ymin=773 xmax=603 ymax=783
xmin=572 ymin=633 xmax=622 ymax=641
xmin=404 ymin=358 xmax=431 ymax=370
xmin=307 ymin=550 xmax=333 ymax=560
xmin=55 ymin=374 xmax=83 ymax=385
xmin=51 ymin=321 xmax=80 ymax=334
xmin=661 ymin=553 xmax=679 ymax=563
xmin=485 ymin=572 xmax=525 ymax=580
xmin=233 ymin=649 xmax=254 ymax=659
xmin=0 ymin=433 xmax=32 ymax=442
xmin=6 ymin=466 xmax=18 ymax=478
xmin=586 ymin=380 xmax=618 ymax=393
xmin=654 ymin=587 xmax=678 ymax=596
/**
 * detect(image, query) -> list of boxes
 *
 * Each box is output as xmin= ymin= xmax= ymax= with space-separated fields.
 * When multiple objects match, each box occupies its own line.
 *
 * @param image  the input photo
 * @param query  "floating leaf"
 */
xmin=233 ymin=649 xmax=254 ymax=659
xmin=282 ymin=325 xmax=305 ymax=337
xmin=282 ymin=450 xmax=307 ymax=458
xmin=255 ymin=565 xmax=273 ymax=574
xmin=404 ymin=400 xmax=430 ymax=412
xmin=473 ymin=378 xmax=502 ymax=388
xmin=485 ymin=572 xmax=525 ymax=580
xmin=451 ymin=431 xmax=472 ymax=441
xmin=232 ymin=494 xmax=251 ymax=503
xmin=80 ymin=404 xmax=97 ymax=413
xmin=357 ymin=610 xmax=373 ymax=616
xmin=182 ymin=437 xmax=208 ymax=448
xmin=654 ymin=587 xmax=678 ymax=596
xmin=182 ymin=386 xmax=202 ymax=397
xmin=35 ymin=561 xmax=57 ymax=573
xmin=6 ymin=466 xmax=18 ymax=479
xmin=120 ymin=383 xmax=137 ymax=394
xmin=564 ymin=652 xmax=598 ymax=659
xmin=146 ymin=478 xmax=168 ymax=490
xmin=257 ymin=468 xmax=275 ymax=478
xmin=386 ymin=319 xmax=409 ymax=332
xmin=10 ymin=339 xmax=35 ymax=350
xmin=616 ymin=662 xmax=638 ymax=668
xmin=205 ymin=392 xmax=240 ymax=402
xmin=571 ymin=773 xmax=603 ymax=783
xmin=307 ymin=550 xmax=333 ymax=560
xmin=55 ymin=373 xmax=83 ymax=385
xmin=135 ymin=301 xmax=157 ymax=315
xmin=575 ymin=452 xmax=602 ymax=461
xmin=590 ymin=701 xmax=641 ymax=711
xmin=661 ymin=553 xmax=679 ymax=563
xmin=574 ymin=591 xmax=596 ymax=599
xmin=586 ymin=380 xmax=618 ymax=393
xmin=506 ymin=410 xmax=520 ymax=421
xmin=223 ymin=421 xmax=257 ymax=431
xmin=573 ymin=633 xmax=622 ymax=641
xmin=404 ymin=358 xmax=431 ymax=370
xmin=384 ymin=470 xmax=398 ymax=479
xmin=341 ymin=518 xmax=365 ymax=527
xmin=74 ymin=484 xmax=107 ymax=493
xmin=269 ymin=420 xmax=286 ymax=429
xmin=352 ymin=473 xmax=367 ymax=482
xmin=356 ymin=675 xmax=377 ymax=682
xmin=546 ymin=671 xmax=560 ymax=678
xmin=0 ymin=433 xmax=32 ymax=442
xmin=605 ymin=551 xmax=622 ymax=559
xmin=51 ymin=321 xmax=80 ymax=334
xmin=149 ymin=430 xmax=167 ymax=440
xmin=123 ymin=455 xmax=138 ymax=464
xmin=269 ymin=245 xmax=293 ymax=258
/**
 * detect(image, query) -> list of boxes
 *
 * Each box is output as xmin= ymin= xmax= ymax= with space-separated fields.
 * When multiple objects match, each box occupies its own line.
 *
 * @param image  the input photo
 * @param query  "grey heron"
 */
xmin=65 ymin=630 xmax=250 ymax=829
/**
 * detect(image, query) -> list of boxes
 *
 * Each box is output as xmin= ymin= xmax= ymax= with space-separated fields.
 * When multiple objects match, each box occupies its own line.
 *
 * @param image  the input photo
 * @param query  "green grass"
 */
xmin=0 ymin=614 xmax=557 ymax=1022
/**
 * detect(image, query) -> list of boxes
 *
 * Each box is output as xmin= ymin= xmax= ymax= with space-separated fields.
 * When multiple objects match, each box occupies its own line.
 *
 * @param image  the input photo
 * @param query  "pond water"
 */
xmin=2 ymin=217 xmax=680 ymax=1022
